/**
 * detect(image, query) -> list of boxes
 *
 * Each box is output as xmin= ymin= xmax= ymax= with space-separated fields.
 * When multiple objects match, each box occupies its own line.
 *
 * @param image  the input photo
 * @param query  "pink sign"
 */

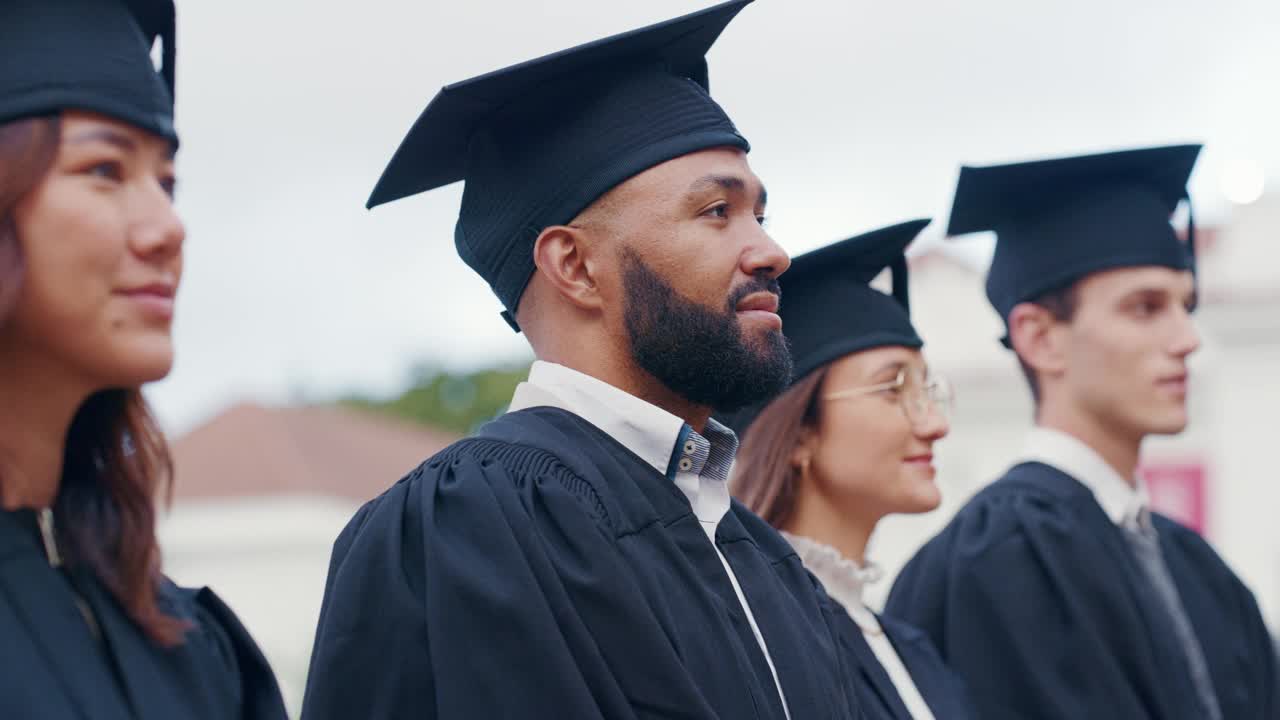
xmin=1139 ymin=461 xmax=1208 ymax=536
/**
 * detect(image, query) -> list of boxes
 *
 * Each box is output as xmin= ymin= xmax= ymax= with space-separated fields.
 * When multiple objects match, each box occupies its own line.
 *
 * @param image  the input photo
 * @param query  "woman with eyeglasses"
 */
xmin=728 ymin=220 xmax=973 ymax=720
xmin=0 ymin=1 xmax=286 ymax=718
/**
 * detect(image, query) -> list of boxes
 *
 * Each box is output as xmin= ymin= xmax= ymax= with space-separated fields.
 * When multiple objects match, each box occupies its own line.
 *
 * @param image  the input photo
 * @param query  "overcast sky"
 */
xmin=147 ymin=0 xmax=1280 ymax=432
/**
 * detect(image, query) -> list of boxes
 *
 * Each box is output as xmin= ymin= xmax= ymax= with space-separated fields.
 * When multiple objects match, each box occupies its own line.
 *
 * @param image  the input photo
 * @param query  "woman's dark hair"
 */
xmin=731 ymin=367 xmax=829 ymax=530
xmin=0 ymin=115 xmax=185 ymax=646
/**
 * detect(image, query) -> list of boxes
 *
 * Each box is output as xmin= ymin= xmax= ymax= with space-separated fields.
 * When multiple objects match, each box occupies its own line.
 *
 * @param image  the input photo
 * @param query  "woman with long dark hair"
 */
xmin=728 ymin=220 xmax=972 ymax=720
xmin=0 ymin=2 xmax=286 ymax=718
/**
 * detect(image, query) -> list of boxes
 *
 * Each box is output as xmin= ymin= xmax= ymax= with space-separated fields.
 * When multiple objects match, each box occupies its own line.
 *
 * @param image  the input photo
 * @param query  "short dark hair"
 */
xmin=1014 ymin=280 xmax=1081 ymax=406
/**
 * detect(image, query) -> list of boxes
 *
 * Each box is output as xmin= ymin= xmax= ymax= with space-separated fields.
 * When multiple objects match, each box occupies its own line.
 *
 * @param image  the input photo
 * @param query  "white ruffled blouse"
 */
xmin=784 ymin=533 xmax=937 ymax=720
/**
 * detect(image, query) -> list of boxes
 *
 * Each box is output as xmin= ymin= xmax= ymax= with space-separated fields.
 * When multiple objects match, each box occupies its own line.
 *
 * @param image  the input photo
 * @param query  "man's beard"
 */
xmin=621 ymin=249 xmax=792 ymax=412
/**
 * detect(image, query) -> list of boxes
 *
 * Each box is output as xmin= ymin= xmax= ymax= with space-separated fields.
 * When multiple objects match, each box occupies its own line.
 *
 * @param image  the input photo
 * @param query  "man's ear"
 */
xmin=532 ymin=224 xmax=604 ymax=313
xmin=1009 ymin=302 xmax=1068 ymax=378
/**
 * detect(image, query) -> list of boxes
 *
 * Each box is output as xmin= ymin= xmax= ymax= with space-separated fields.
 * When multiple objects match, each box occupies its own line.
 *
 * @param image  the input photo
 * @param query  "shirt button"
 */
xmin=683 ymin=440 xmax=697 ymax=455
xmin=678 ymin=457 xmax=694 ymax=472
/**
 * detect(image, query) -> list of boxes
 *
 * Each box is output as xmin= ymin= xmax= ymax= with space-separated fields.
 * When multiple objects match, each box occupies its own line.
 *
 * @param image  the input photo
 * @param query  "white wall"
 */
xmin=1197 ymin=300 xmax=1280 ymax=626
xmin=158 ymin=496 xmax=360 ymax=718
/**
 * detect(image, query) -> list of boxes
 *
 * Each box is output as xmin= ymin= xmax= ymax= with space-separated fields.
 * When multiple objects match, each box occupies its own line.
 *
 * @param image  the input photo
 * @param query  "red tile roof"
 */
xmin=170 ymin=403 xmax=460 ymax=503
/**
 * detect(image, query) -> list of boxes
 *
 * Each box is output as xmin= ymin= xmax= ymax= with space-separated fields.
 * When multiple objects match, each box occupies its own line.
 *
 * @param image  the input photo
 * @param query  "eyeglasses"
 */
xmin=822 ymin=366 xmax=954 ymax=429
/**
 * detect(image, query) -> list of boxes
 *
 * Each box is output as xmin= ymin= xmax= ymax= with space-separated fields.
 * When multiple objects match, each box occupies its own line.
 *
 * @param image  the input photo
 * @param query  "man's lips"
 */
xmin=1157 ymin=372 xmax=1189 ymax=393
xmin=736 ymin=292 xmax=779 ymax=313
xmin=735 ymin=292 xmax=782 ymax=330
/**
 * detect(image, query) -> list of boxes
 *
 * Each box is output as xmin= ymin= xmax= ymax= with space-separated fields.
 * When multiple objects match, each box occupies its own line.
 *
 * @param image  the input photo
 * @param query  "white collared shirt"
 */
xmin=507 ymin=361 xmax=790 ymax=718
xmin=784 ymin=533 xmax=938 ymax=720
xmin=1019 ymin=426 xmax=1152 ymax=531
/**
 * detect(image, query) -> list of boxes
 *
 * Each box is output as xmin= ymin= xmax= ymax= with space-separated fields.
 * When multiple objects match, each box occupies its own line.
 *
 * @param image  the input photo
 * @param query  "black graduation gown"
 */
xmin=885 ymin=461 xmax=1279 ymax=720
xmin=301 ymin=407 xmax=865 ymax=720
xmin=0 ymin=509 xmax=288 ymax=720
xmin=825 ymin=597 xmax=974 ymax=720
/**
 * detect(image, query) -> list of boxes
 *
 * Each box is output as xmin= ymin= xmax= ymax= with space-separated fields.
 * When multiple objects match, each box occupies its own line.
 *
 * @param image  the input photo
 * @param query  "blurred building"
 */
xmin=866 ymin=195 xmax=1280 ymax=632
xmin=158 ymin=403 xmax=459 ymax=716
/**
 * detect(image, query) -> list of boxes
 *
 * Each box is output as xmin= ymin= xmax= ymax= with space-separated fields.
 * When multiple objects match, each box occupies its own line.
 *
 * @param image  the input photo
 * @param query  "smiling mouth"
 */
xmin=118 ymin=282 xmax=176 ymax=299
xmin=116 ymin=284 xmax=176 ymax=321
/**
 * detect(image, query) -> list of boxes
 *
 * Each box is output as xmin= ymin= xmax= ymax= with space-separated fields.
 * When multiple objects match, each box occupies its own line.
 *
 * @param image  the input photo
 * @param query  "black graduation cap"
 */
xmin=947 ymin=144 xmax=1202 ymax=340
xmin=721 ymin=219 xmax=931 ymax=435
xmin=367 ymin=0 xmax=755 ymax=331
xmin=0 ymin=0 xmax=177 ymax=143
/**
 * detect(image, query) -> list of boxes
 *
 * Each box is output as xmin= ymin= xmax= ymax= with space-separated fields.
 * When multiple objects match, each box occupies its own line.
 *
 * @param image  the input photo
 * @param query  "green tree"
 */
xmin=345 ymin=363 xmax=531 ymax=434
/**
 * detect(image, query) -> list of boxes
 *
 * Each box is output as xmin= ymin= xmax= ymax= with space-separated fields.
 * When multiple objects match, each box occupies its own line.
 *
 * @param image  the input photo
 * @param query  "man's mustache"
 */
xmin=727 ymin=275 xmax=782 ymax=312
